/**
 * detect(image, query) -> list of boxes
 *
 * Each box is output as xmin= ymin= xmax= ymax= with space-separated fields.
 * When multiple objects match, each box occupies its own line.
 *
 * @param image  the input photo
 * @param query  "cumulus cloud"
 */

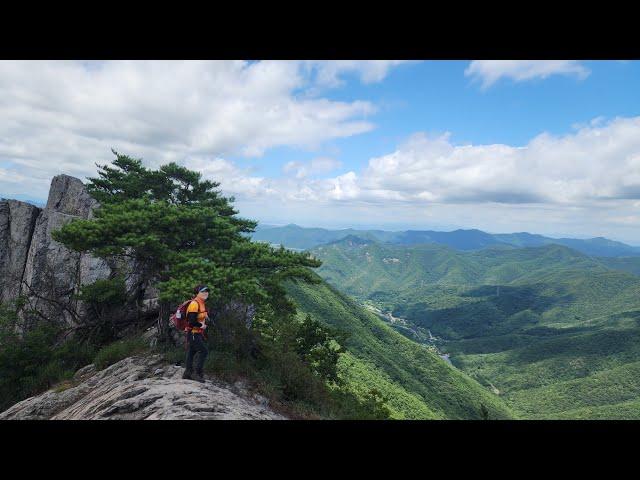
xmin=180 ymin=156 xmax=271 ymax=199
xmin=333 ymin=117 xmax=640 ymax=206
xmin=465 ymin=60 xmax=590 ymax=89
xmin=204 ymin=116 xmax=640 ymax=209
xmin=0 ymin=60 xmax=385 ymax=198
xmin=283 ymin=157 xmax=342 ymax=178
xmin=303 ymin=60 xmax=413 ymax=88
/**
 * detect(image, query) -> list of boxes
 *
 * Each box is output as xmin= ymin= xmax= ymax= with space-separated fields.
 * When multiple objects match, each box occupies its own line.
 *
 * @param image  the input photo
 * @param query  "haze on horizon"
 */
xmin=1 ymin=60 xmax=639 ymax=244
xmin=254 ymin=221 xmax=640 ymax=247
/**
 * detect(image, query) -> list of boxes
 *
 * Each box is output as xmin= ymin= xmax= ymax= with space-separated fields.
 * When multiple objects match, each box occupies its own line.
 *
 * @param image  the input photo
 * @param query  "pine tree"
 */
xmin=53 ymin=151 xmax=321 ymax=342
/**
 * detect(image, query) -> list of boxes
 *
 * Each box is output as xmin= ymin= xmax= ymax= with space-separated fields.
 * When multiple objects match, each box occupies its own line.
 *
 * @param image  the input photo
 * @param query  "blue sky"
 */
xmin=240 ymin=61 xmax=639 ymax=176
xmin=1 ymin=60 xmax=640 ymax=244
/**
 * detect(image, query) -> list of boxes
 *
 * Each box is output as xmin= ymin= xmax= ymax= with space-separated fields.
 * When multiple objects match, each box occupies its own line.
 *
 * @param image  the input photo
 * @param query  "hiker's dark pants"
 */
xmin=185 ymin=332 xmax=208 ymax=375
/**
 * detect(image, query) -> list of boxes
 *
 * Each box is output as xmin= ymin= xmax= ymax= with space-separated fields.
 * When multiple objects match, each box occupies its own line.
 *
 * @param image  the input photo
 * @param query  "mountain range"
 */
xmin=252 ymin=224 xmax=640 ymax=257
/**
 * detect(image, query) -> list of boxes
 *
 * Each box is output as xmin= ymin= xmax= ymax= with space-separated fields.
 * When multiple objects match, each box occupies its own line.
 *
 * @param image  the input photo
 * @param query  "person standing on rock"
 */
xmin=182 ymin=285 xmax=210 ymax=382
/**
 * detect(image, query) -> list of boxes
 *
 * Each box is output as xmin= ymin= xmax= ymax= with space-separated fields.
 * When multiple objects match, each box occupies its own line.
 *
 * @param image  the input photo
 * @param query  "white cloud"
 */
xmin=203 ymin=116 xmax=640 ymax=209
xmin=180 ymin=156 xmax=269 ymax=199
xmin=283 ymin=157 xmax=342 ymax=178
xmin=355 ymin=117 xmax=640 ymax=205
xmin=610 ymin=215 xmax=640 ymax=225
xmin=0 ymin=60 xmax=390 ymax=198
xmin=465 ymin=60 xmax=590 ymax=89
xmin=303 ymin=60 xmax=413 ymax=88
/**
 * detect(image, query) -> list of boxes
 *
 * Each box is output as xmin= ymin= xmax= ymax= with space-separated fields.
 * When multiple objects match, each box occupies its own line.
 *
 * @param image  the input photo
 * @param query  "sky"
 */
xmin=1 ymin=60 xmax=640 ymax=244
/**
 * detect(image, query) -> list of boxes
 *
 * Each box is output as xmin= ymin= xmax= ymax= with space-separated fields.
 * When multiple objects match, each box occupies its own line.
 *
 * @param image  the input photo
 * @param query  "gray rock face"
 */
xmin=0 ymin=200 xmax=40 ymax=303
xmin=0 ymin=355 xmax=287 ymax=420
xmin=45 ymin=174 xmax=97 ymax=218
xmin=17 ymin=175 xmax=112 ymax=327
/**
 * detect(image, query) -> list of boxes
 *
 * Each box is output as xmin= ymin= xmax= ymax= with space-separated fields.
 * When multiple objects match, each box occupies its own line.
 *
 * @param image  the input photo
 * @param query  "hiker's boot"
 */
xmin=182 ymin=369 xmax=193 ymax=380
xmin=193 ymin=371 xmax=205 ymax=383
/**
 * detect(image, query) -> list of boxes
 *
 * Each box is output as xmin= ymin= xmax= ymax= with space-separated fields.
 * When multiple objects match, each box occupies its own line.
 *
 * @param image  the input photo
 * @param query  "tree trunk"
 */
xmin=156 ymin=267 xmax=172 ymax=344
xmin=157 ymin=300 xmax=172 ymax=344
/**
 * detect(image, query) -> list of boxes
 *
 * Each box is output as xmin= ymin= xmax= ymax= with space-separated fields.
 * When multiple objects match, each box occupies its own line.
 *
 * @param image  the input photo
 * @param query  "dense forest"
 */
xmin=306 ymin=235 xmax=640 ymax=418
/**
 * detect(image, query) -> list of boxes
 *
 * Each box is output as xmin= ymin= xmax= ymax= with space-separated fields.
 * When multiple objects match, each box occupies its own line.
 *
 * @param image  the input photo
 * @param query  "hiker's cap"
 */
xmin=194 ymin=284 xmax=210 ymax=294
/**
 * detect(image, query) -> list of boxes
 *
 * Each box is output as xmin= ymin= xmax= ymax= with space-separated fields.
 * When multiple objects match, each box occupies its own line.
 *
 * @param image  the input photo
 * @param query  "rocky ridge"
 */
xmin=0 ymin=354 xmax=286 ymax=420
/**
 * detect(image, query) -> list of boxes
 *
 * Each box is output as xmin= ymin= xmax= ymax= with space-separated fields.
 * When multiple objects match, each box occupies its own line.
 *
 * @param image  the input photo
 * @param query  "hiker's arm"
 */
xmin=187 ymin=311 xmax=203 ymax=328
xmin=186 ymin=302 xmax=203 ymax=328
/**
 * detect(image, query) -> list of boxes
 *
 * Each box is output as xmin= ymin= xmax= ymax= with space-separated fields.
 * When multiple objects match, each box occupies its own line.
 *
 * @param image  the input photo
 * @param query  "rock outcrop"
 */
xmin=0 ymin=175 xmax=156 ymax=329
xmin=0 ymin=199 xmax=40 ymax=303
xmin=1 ymin=175 xmax=111 ymax=326
xmin=0 ymin=355 xmax=286 ymax=420
xmin=18 ymin=175 xmax=113 ymax=327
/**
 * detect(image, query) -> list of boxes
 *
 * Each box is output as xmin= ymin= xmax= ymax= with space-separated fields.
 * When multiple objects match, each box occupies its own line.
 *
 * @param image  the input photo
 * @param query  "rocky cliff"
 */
xmin=0 ymin=175 xmax=155 ymax=330
xmin=0 ymin=199 xmax=40 ymax=304
xmin=0 ymin=354 xmax=286 ymax=420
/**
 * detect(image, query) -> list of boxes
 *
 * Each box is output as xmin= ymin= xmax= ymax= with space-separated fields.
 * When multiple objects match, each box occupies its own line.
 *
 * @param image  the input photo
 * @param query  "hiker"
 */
xmin=182 ymin=284 xmax=210 ymax=382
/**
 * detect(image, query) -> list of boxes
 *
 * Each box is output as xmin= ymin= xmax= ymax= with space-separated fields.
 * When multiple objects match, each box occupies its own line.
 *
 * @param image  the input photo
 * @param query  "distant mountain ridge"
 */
xmin=252 ymin=224 xmax=640 ymax=257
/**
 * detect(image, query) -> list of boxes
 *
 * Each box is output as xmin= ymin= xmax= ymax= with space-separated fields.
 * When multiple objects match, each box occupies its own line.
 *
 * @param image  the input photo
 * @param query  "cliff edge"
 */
xmin=0 ymin=354 xmax=286 ymax=420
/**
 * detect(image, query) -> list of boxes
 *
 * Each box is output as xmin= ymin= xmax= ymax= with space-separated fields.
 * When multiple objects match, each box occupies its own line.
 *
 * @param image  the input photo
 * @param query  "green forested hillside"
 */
xmin=284 ymin=275 xmax=515 ymax=419
xmin=308 ymin=238 xmax=640 ymax=418
xmin=596 ymin=256 xmax=640 ymax=277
